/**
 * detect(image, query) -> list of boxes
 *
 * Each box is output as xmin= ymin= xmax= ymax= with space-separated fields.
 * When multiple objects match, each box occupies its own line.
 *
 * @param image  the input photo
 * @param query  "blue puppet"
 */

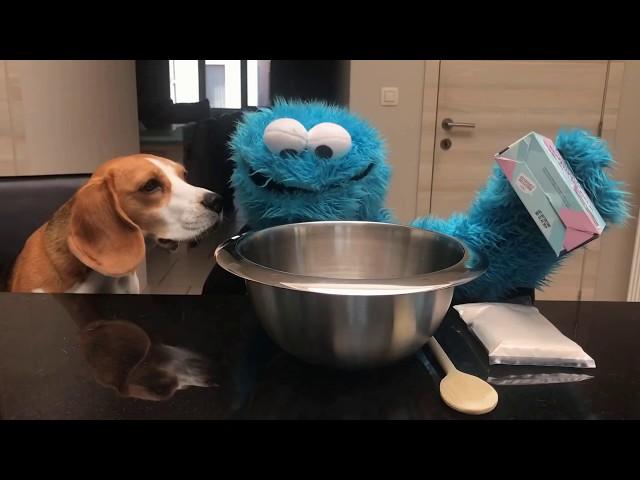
xmin=202 ymin=99 xmax=394 ymax=293
xmin=413 ymin=129 xmax=630 ymax=302
xmin=230 ymin=100 xmax=393 ymax=229
xmin=203 ymin=100 xmax=630 ymax=302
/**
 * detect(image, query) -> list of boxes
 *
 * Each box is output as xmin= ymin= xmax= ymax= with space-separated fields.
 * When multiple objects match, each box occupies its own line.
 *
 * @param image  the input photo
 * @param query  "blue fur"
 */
xmin=230 ymin=99 xmax=394 ymax=229
xmin=412 ymin=129 xmax=631 ymax=302
xmin=228 ymin=101 xmax=630 ymax=302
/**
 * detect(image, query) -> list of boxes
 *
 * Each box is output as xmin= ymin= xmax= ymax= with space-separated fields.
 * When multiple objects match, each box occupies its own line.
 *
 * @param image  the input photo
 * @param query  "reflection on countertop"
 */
xmin=0 ymin=293 xmax=639 ymax=420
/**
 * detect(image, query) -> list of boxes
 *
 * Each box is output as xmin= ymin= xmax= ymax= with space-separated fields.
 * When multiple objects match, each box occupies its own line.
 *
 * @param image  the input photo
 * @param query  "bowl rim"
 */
xmin=214 ymin=221 xmax=488 ymax=296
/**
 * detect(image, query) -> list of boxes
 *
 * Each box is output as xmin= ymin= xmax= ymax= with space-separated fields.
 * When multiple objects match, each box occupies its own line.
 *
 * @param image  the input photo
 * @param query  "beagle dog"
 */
xmin=9 ymin=154 xmax=222 ymax=294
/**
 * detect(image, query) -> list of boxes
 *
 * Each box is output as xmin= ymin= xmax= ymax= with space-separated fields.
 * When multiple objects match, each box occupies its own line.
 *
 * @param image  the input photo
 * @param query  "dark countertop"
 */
xmin=0 ymin=292 xmax=638 ymax=420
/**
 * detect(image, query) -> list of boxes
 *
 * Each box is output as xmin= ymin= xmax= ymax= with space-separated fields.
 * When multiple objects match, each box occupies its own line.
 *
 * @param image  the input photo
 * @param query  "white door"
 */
xmin=428 ymin=60 xmax=609 ymax=300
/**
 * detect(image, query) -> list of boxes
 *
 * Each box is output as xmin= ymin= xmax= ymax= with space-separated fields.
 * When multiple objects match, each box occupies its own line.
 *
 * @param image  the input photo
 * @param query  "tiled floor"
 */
xmin=144 ymin=213 xmax=244 ymax=295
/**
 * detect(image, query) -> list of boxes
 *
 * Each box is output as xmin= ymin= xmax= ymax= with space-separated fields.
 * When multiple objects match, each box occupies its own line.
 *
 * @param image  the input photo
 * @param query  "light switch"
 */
xmin=380 ymin=87 xmax=399 ymax=106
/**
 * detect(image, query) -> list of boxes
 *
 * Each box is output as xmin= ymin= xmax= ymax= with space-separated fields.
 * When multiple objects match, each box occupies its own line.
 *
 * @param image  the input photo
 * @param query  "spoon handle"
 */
xmin=427 ymin=337 xmax=456 ymax=375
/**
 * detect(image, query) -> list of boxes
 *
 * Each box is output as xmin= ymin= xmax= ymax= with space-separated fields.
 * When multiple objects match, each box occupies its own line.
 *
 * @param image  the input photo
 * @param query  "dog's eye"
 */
xmin=263 ymin=118 xmax=308 ymax=157
xmin=141 ymin=179 xmax=162 ymax=193
xmin=307 ymin=122 xmax=352 ymax=160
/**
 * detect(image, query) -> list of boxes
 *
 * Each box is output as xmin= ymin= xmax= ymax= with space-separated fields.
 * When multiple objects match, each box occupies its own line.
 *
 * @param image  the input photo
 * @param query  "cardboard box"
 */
xmin=495 ymin=132 xmax=605 ymax=256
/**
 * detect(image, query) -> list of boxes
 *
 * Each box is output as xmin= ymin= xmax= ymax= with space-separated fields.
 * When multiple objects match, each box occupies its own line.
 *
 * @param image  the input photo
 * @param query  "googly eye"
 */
xmin=263 ymin=118 xmax=308 ymax=157
xmin=307 ymin=122 xmax=352 ymax=160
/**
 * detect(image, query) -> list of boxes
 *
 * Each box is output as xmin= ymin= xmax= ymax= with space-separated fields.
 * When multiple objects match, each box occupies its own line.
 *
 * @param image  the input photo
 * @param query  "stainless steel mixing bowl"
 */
xmin=215 ymin=221 xmax=487 ymax=368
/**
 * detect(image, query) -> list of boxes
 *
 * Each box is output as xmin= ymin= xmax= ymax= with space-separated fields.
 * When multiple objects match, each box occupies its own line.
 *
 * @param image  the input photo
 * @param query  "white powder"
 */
xmin=454 ymin=303 xmax=595 ymax=368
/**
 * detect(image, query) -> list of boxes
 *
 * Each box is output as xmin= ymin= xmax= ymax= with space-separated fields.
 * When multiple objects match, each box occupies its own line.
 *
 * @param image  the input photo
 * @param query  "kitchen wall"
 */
xmin=349 ymin=60 xmax=426 ymax=224
xmin=5 ymin=60 xmax=140 ymax=175
xmin=0 ymin=61 xmax=21 ymax=176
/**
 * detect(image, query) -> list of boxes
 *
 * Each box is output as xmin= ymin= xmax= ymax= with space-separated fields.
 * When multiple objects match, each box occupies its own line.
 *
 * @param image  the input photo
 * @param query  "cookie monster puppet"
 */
xmin=202 ymin=99 xmax=630 ymax=303
xmin=228 ymin=100 xmax=393 ymax=229
xmin=202 ymin=100 xmax=393 ymax=294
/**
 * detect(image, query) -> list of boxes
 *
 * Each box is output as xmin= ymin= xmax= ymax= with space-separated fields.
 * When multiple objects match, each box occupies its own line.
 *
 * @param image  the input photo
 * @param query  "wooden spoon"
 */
xmin=427 ymin=337 xmax=498 ymax=415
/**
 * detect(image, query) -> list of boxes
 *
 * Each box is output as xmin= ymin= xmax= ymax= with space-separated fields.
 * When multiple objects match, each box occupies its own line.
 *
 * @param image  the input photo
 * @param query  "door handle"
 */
xmin=442 ymin=118 xmax=476 ymax=130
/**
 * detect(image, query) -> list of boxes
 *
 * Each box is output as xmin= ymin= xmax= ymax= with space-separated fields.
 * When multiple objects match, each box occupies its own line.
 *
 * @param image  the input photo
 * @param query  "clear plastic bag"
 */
xmin=453 ymin=302 xmax=595 ymax=368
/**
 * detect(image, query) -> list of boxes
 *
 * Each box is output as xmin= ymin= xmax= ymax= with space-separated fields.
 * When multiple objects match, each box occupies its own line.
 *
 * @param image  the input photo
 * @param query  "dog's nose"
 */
xmin=201 ymin=192 xmax=223 ymax=213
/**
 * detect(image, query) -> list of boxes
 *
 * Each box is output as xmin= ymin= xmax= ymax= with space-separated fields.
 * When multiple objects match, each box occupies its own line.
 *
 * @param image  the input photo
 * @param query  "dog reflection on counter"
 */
xmin=56 ymin=295 xmax=216 ymax=401
xmin=79 ymin=320 xmax=216 ymax=401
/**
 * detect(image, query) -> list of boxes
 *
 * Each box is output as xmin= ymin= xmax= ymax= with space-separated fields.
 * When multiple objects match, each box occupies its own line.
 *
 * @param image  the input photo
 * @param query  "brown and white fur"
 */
xmin=9 ymin=154 xmax=222 ymax=294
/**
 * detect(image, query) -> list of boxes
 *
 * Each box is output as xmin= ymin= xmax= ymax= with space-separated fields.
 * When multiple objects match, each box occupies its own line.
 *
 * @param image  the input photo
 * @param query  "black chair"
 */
xmin=182 ymin=110 xmax=244 ymax=216
xmin=139 ymin=99 xmax=211 ymax=130
xmin=0 ymin=174 xmax=90 ymax=290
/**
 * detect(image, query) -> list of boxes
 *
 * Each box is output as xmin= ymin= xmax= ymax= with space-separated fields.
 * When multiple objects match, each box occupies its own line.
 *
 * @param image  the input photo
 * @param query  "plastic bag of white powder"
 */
xmin=453 ymin=303 xmax=595 ymax=368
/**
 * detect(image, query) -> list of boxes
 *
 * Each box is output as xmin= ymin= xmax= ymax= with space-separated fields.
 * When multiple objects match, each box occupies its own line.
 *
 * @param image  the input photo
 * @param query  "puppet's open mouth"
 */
xmin=248 ymin=163 xmax=375 ymax=194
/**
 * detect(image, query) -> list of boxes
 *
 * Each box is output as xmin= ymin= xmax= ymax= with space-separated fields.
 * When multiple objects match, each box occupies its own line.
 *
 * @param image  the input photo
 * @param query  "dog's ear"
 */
xmin=79 ymin=320 xmax=151 ymax=395
xmin=68 ymin=175 xmax=145 ymax=276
